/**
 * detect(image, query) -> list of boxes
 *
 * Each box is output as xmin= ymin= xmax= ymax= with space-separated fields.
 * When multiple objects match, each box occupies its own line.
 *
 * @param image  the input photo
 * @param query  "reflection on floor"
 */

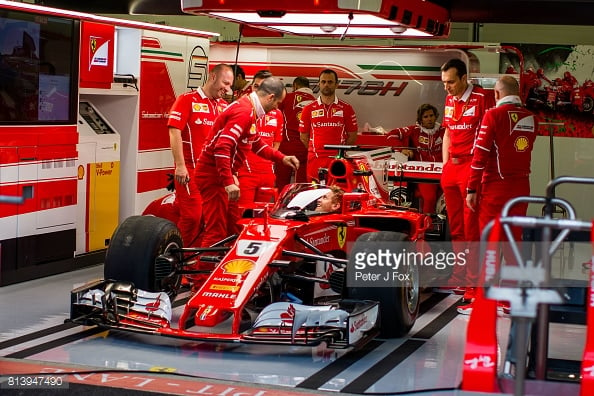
xmin=0 ymin=264 xmax=587 ymax=395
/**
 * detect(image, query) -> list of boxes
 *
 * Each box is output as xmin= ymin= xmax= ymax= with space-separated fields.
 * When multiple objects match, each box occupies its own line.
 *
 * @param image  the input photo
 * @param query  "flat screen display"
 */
xmin=0 ymin=9 xmax=78 ymax=123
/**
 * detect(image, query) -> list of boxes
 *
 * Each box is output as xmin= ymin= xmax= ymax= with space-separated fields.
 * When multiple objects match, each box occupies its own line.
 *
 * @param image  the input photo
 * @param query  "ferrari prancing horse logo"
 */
xmin=337 ymin=225 xmax=347 ymax=248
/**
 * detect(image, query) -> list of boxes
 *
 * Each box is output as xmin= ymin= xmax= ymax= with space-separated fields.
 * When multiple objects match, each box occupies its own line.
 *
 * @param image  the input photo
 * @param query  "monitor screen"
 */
xmin=0 ymin=9 xmax=78 ymax=124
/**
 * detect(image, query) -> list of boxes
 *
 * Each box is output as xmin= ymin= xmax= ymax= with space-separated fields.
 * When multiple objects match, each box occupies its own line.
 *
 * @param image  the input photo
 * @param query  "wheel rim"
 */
xmin=584 ymin=97 xmax=593 ymax=112
xmin=155 ymin=240 xmax=183 ymax=298
xmin=404 ymin=263 xmax=420 ymax=314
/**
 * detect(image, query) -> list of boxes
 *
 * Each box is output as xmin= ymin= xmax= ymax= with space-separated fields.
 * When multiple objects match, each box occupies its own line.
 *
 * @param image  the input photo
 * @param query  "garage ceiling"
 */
xmin=39 ymin=0 xmax=594 ymax=26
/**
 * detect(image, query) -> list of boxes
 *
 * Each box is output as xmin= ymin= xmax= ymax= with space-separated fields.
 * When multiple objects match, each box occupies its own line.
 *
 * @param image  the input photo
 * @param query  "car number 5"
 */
xmin=243 ymin=242 xmax=262 ymax=255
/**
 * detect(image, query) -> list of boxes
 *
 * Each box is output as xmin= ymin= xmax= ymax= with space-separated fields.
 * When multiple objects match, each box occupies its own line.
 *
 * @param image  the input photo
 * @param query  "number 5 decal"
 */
xmin=236 ymin=240 xmax=273 ymax=257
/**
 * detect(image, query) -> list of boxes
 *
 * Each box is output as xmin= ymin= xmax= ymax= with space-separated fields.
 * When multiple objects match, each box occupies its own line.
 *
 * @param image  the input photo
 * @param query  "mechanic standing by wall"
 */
xmin=300 ymin=69 xmax=358 ymax=182
xmin=440 ymin=58 xmax=495 ymax=302
xmin=195 ymin=77 xmax=300 ymax=249
xmin=385 ymin=103 xmax=445 ymax=214
xmin=277 ymin=76 xmax=316 ymax=190
xmin=167 ymin=63 xmax=234 ymax=248
xmin=459 ymin=76 xmax=537 ymax=314
xmin=238 ymin=70 xmax=284 ymax=207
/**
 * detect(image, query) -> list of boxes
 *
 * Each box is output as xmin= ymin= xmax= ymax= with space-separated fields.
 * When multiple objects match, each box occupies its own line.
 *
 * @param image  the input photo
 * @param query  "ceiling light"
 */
xmin=181 ymin=0 xmax=450 ymax=39
xmin=390 ymin=25 xmax=407 ymax=34
xmin=320 ymin=25 xmax=337 ymax=33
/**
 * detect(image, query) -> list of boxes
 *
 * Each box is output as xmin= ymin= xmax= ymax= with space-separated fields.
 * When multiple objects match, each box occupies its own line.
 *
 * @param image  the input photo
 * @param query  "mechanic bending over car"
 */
xmin=167 ymin=63 xmax=234 ymax=248
xmin=194 ymin=76 xmax=300 ymax=251
xmin=299 ymin=68 xmax=359 ymax=182
xmin=237 ymin=70 xmax=284 ymax=208
xmin=315 ymin=185 xmax=344 ymax=213
xmin=383 ymin=103 xmax=446 ymax=214
xmin=458 ymin=75 xmax=538 ymax=315
xmin=440 ymin=58 xmax=495 ymax=303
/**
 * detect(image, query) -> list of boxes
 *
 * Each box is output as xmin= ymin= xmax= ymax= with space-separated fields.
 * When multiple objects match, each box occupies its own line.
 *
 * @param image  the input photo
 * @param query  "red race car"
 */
xmin=70 ymin=146 xmax=435 ymax=349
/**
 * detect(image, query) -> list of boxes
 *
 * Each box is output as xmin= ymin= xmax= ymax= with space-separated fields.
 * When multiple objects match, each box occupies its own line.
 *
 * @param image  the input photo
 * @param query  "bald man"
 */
xmin=466 ymin=75 xmax=538 ymax=232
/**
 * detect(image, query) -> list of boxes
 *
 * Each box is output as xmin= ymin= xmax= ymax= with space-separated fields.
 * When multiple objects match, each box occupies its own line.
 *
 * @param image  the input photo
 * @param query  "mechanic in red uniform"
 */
xmin=300 ymin=69 xmax=358 ymax=182
xmin=238 ymin=70 xmax=283 ymax=207
xmin=440 ymin=58 xmax=495 ymax=301
xmin=195 ymin=77 xmax=300 ymax=249
xmin=460 ymin=76 xmax=537 ymax=315
xmin=167 ymin=63 xmax=234 ymax=247
xmin=466 ymin=76 xmax=537 ymax=237
xmin=277 ymin=76 xmax=316 ymax=190
xmin=225 ymin=65 xmax=249 ymax=103
xmin=385 ymin=103 xmax=445 ymax=214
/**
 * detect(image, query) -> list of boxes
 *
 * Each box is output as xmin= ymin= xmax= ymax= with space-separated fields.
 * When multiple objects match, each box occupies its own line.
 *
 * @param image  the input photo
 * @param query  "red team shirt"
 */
xmin=196 ymin=92 xmax=285 ymax=187
xmin=167 ymin=87 xmax=228 ymax=167
xmin=442 ymin=84 xmax=494 ymax=158
xmin=241 ymin=109 xmax=284 ymax=174
xmin=279 ymin=89 xmax=316 ymax=140
xmin=299 ymin=97 xmax=358 ymax=158
xmin=386 ymin=124 xmax=445 ymax=162
xmin=467 ymin=98 xmax=538 ymax=190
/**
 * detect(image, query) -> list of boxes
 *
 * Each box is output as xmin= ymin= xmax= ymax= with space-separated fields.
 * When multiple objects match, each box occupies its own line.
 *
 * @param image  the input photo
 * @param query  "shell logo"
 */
xmin=222 ymin=259 xmax=255 ymax=275
xmin=514 ymin=136 xmax=529 ymax=152
xmin=77 ymin=165 xmax=85 ymax=180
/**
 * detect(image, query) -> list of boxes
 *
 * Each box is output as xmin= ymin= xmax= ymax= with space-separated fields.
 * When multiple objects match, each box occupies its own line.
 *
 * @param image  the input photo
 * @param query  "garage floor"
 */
xmin=0 ymin=264 xmax=586 ymax=395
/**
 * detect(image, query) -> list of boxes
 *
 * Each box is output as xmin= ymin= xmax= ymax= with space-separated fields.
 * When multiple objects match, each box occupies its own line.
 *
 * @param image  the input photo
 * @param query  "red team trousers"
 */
xmin=174 ymin=167 xmax=202 ymax=247
xmin=479 ymin=178 xmax=530 ymax=242
xmin=237 ymin=172 xmax=277 ymax=206
xmin=196 ymin=175 xmax=241 ymax=249
xmin=276 ymin=138 xmax=308 ymax=190
xmin=441 ymin=158 xmax=480 ymax=286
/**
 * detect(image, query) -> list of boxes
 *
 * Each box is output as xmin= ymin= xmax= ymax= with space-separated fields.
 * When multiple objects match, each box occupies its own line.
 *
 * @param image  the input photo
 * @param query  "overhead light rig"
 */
xmin=181 ymin=0 xmax=450 ymax=39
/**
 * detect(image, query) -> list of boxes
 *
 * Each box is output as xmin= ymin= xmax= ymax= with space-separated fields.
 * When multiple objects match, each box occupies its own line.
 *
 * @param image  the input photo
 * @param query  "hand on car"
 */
xmin=282 ymin=156 xmax=300 ymax=170
xmin=401 ymin=149 xmax=414 ymax=158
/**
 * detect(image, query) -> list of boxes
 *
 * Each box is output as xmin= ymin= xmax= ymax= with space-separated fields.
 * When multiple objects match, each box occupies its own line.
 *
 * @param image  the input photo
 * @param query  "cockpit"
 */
xmin=270 ymin=184 xmax=343 ymax=219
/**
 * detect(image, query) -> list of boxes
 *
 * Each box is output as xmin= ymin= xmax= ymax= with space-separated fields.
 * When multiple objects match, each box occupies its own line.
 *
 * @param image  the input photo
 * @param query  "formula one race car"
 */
xmin=69 ymin=146 xmax=433 ymax=349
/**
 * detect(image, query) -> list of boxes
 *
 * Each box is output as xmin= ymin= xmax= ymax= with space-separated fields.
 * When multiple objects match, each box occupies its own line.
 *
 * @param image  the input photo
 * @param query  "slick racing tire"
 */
xmin=583 ymin=96 xmax=594 ymax=113
xmin=104 ymin=215 xmax=183 ymax=298
xmin=347 ymin=231 xmax=420 ymax=338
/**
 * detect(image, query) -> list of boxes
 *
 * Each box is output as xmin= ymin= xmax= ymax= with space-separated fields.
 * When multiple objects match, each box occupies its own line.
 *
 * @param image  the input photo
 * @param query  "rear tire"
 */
xmin=347 ymin=231 xmax=420 ymax=338
xmin=104 ymin=215 xmax=183 ymax=297
xmin=583 ymin=96 xmax=593 ymax=113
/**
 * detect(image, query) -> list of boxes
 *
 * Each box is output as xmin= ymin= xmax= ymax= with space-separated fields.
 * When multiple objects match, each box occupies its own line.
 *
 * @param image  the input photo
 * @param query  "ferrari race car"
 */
xmin=70 ymin=146 xmax=437 ymax=349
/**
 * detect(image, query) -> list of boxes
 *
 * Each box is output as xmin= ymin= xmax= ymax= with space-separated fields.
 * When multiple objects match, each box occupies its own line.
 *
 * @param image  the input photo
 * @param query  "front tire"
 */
xmin=104 ymin=215 xmax=183 ymax=297
xmin=347 ymin=231 xmax=420 ymax=338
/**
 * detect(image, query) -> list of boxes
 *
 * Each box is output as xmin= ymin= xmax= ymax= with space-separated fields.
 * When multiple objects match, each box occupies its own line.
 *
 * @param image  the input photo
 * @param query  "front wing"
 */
xmin=69 ymin=280 xmax=380 ymax=349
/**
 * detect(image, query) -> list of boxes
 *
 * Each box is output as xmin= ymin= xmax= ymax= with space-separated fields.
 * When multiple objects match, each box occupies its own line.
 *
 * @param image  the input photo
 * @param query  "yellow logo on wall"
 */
xmin=77 ymin=165 xmax=85 ymax=180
